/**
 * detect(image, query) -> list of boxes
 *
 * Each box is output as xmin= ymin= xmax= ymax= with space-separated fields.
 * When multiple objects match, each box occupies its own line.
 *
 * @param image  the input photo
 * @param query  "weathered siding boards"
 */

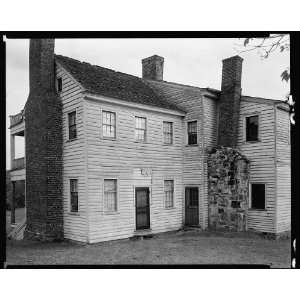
xmin=84 ymin=97 xmax=184 ymax=243
xmin=146 ymin=80 xmax=208 ymax=227
xmin=57 ymin=64 xmax=88 ymax=242
xmin=238 ymin=100 xmax=276 ymax=233
xmin=275 ymin=106 xmax=291 ymax=233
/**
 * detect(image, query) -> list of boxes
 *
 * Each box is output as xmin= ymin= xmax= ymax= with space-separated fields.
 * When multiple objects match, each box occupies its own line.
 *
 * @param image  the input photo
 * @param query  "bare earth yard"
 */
xmin=6 ymin=230 xmax=291 ymax=268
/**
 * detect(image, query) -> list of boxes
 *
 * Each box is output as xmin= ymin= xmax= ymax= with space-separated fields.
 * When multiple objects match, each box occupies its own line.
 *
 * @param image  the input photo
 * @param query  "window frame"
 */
xmin=56 ymin=77 xmax=63 ymax=93
xmin=244 ymin=114 xmax=260 ymax=143
xmin=69 ymin=178 xmax=79 ymax=214
xmin=103 ymin=178 xmax=119 ymax=214
xmin=134 ymin=116 xmax=147 ymax=142
xmin=101 ymin=110 xmax=117 ymax=140
xmin=187 ymin=120 xmax=198 ymax=145
xmin=164 ymin=179 xmax=175 ymax=209
xmin=163 ymin=121 xmax=174 ymax=145
xmin=67 ymin=110 xmax=77 ymax=141
xmin=249 ymin=182 xmax=266 ymax=210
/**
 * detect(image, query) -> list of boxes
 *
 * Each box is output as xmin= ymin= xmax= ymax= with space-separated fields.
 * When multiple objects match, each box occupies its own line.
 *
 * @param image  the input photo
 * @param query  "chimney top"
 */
xmin=142 ymin=55 xmax=164 ymax=81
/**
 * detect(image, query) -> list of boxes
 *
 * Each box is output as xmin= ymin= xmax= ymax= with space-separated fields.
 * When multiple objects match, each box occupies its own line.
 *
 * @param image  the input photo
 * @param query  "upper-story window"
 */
xmin=246 ymin=115 xmax=259 ymax=142
xmin=187 ymin=121 xmax=197 ymax=145
xmin=135 ymin=116 xmax=146 ymax=142
xmin=102 ymin=111 xmax=116 ymax=139
xmin=68 ymin=111 xmax=77 ymax=140
xmin=163 ymin=121 xmax=173 ymax=144
xmin=56 ymin=77 xmax=62 ymax=93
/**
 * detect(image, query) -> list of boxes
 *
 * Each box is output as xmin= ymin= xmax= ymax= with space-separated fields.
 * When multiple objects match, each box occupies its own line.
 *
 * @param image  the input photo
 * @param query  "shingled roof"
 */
xmin=55 ymin=54 xmax=185 ymax=113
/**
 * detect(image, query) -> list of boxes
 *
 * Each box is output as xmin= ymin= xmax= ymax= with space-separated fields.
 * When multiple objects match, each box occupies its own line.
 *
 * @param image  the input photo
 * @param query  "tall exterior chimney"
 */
xmin=142 ymin=55 xmax=164 ymax=80
xmin=217 ymin=55 xmax=243 ymax=148
xmin=24 ymin=39 xmax=63 ymax=241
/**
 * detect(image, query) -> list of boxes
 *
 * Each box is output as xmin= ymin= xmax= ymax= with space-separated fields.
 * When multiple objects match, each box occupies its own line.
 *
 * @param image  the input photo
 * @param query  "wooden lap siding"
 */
xmin=85 ymin=99 xmax=184 ymax=243
xmin=56 ymin=64 xmax=87 ymax=242
xmin=238 ymin=100 xmax=276 ymax=233
xmin=276 ymin=107 xmax=291 ymax=233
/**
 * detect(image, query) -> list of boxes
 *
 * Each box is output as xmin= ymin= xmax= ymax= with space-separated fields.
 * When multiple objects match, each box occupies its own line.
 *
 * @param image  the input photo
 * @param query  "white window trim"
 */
xmin=162 ymin=121 xmax=174 ymax=145
xmin=186 ymin=119 xmax=198 ymax=146
xmin=244 ymin=113 xmax=261 ymax=143
xmin=66 ymin=108 xmax=78 ymax=142
xmin=163 ymin=178 xmax=175 ymax=209
xmin=249 ymin=182 xmax=267 ymax=210
xmin=68 ymin=177 xmax=80 ymax=215
xmin=102 ymin=178 xmax=119 ymax=215
xmin=134 ymin=115 xmax=148 ymax=143
xmin=100 ymin=108 xmax=118 ymax=141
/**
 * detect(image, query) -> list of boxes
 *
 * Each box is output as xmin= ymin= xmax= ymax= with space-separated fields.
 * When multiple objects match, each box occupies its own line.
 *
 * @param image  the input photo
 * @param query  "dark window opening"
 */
xmin=187 ymin=187 xmax=198 ymax=207
xmin=68 ymin=111 xmax=77 ymax=140
xmin=251 ymin=183 xmax=265 ymax=210
xmin=57 ymin=77 xmax=62 ymax=93
xmin=70 ymin=179 xmax=78 ymax=212
xmin=231 ymin=201 xmax=240 ymax=208
xmin=246 ymin=115 xmax=259 ymax=142
xmin=187 ymin=121 xmax=197 ymax=145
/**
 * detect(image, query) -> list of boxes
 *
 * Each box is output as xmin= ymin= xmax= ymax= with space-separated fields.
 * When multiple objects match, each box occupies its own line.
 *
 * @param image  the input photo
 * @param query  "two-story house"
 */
xmin=8 ymin=39 xmax=290 ymax=243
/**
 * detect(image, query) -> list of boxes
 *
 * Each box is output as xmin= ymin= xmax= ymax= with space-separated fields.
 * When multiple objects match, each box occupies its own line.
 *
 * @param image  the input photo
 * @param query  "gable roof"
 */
xmin=55 ymin=54 xmax=185 ymax=113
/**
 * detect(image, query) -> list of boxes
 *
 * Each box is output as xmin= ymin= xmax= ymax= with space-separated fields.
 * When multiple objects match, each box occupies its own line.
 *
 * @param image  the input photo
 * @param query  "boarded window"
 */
xmin=102 ymin=111 xmax=116 ymax=138
xmin=104 ymin=179 xmax=117 ymax=212
xmin=277 ymin=108 xmax=290 ymax=143
xmin=135 ymin=116 xmax=146 ymax=141
xmin=163 ymin=122 xmax=173 ymax=144
xmin=68 ymin=111 xmax=77 ymax=140
xmin=246 ymin=115 xmax=259 ymax=142
xmin=187 ymin=121 xmax=197 ymax=145
xmin=164 ymin=180 xmax=174 ymax=208
xmin=70 ymin=179 xmax=78 ymax=212
xmin=251 ymin=183 xmax=265 ymax=210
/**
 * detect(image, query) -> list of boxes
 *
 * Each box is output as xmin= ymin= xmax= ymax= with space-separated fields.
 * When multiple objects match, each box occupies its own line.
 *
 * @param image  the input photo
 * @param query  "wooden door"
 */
xmin=135 ymin=187 xmax=150 ymax=230
xmin=185 ymin=187 xmax=199 ymax=226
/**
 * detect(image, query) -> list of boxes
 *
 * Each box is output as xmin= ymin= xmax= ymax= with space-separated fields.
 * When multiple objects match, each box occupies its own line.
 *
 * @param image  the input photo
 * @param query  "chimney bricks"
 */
xmin=218 ymin=55 xmax=243 ymax=148
xmin=142 ymin=55 xmax=164 ymax=81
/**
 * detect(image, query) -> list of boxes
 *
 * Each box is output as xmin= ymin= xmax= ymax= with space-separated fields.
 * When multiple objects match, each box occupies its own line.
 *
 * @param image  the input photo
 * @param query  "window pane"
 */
xmin=164 ymin=180 xmax=174 ymax=208
xmin=68 ymin=112 xmax=77 ymax=140
xmin=163 ymin=122 xmax=173 ymax=144
xmin=246 ymin=116 xmax=259 ymax=141
xmin=135 ymin=117 xmax=146 ymax=141
xmin=251 ymin=184 xmax=265 ymax=209
xmin=70 ymin=179 xmax=78 ymax=212
xmin=102 ymin=111 xmax=116 ymax=138
xmin=188 ymin=121 xmax=197 ymax=145
xmin=104 ymin=179 xmax=117 ymax=212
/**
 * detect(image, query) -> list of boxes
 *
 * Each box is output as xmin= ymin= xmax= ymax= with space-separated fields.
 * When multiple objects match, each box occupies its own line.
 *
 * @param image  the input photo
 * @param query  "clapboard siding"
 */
xmin=56 ymin=64 xmax=87 ymax=242
xmin=84 ymin=98 xmax=184 ymax=243
xmin=276 ymin=107 xmax=291 ymax=233
xmin=238 ymin=100 xmax=276 ymax=233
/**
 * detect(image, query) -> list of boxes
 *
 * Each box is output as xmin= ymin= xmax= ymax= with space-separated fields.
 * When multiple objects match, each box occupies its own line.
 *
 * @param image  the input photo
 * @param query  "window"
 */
xmin=102 ymin=111 xmax=116 ymax=139
xmin=164 ymin=180 xmax=174 ymax=208
xmin=187 ymin=121 xmax=197 ymax=145
xmin=68 ymin=111 xmax=77 ymax=140
xmin=104 ymin=179 xmax=117 ymax=212
xmin=135 ymin=116 xmax=146 ymax=142
xmin=57 ymin=77 xmax=62 ymax=93
xmin=246 ymin=115 xmax=259 ymax=142
xmin=70 ymin=179 xmax=78 ymax=212
xmin=163 ymin=122 xmax=173 ymax=144
xmin=250 ymin=183 xmax=265 ymax=210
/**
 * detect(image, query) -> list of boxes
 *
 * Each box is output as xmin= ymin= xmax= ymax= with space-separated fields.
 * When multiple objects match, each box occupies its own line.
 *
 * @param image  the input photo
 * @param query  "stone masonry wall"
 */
xmin=208 ymin=147 xmax=249 ymax=231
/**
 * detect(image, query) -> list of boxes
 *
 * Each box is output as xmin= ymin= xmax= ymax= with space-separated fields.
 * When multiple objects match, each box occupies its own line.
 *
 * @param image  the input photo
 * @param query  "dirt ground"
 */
xmin=5 ymin=230 xmax=291 ymax=268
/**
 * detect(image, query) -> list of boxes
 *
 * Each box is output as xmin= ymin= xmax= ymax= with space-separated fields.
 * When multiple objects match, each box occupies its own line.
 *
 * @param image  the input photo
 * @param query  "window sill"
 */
xmin=134 ymin=140 xmax=147 ymax=144
xmin=244 ymin=140 xmax=261 ymax=144
xmin=185 ymin=144 xmax=198 ymax=147
xmin=163 ymin=143 xmax=174 ymax=146
xmin=102 ymin=137 xmax=117 ymax=141
xmin=103 ymin=211 xmax=120 ymax=216
xmin=248 ymin=208 xmax=266 ymax=212
xmin=66 ymin=138 xmax=78 ymax=143
xmin=165 ymin=206 xmax=176 ymax=210
xmin=68 ymin=211 xmax=80 ymax=216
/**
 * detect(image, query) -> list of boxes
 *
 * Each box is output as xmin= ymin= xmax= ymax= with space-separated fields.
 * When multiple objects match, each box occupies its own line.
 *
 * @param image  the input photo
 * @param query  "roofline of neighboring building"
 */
xmin=84 ymin=92 xmax=186 ymax=117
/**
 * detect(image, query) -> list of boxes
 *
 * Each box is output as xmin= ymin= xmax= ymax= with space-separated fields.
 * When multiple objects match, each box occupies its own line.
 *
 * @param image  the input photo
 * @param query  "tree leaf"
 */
xmin=281 ymin=69 xmax=290 ymax=82
xmin=244 ymin=38 xmax=251 ymax=46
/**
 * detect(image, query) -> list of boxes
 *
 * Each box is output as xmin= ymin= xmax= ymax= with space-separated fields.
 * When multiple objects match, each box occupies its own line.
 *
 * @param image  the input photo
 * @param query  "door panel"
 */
xmin=185 ymin=187 xmax=199 ymax=226
xmin=135 ymin=187 xmax=150 ymax=230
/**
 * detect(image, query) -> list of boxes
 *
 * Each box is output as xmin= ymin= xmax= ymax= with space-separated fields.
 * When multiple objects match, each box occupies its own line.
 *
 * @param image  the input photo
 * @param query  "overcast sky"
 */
xmin=6 ymin=38 xmax=290 ymax=169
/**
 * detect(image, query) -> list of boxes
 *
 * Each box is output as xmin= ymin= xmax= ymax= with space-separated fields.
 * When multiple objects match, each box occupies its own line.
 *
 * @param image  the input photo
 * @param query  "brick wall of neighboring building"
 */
xmin=24 ymin=39 xmax=63 ymax=241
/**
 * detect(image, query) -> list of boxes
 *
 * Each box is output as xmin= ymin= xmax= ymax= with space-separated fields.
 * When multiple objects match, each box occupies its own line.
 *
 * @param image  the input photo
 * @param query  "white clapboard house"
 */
xmin=8 ymin=39 xmax=290 ymax=243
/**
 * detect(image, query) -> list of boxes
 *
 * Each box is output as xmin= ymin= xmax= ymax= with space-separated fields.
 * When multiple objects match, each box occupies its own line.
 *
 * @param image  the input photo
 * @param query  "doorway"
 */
xmin=135 ymin=187 xmax=150 ymax=230
xmin=185 ymin=187 xmax=199 ymax=226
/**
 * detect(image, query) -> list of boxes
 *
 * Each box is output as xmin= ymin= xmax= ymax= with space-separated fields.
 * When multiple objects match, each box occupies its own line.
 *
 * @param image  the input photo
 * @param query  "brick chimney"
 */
xmin=217 ymin=55 xmax=243 ymax=148
xmin=142 ymin=55 xmax=164 ymax=80
xmin=24 ymin=39 xmax=63 ymax=241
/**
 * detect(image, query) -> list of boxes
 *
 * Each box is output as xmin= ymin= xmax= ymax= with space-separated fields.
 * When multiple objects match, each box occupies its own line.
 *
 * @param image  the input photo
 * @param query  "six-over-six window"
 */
xmin=164 ymin=180 xmax=174 ymax=208
xmin=187 ymin=121 xmax=197 ymax=145
xmin=104 ymin=179 xmax=117 ymax=213
xmin=135 ymin=116 xmax=146 ymax=141
xmin=163 ymin=122 xmax=173 ymax=144
xmin=102 ymin=111 xmax=116 ymax=139
xmin=68 ymin=111 xmax=77 ymax=140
